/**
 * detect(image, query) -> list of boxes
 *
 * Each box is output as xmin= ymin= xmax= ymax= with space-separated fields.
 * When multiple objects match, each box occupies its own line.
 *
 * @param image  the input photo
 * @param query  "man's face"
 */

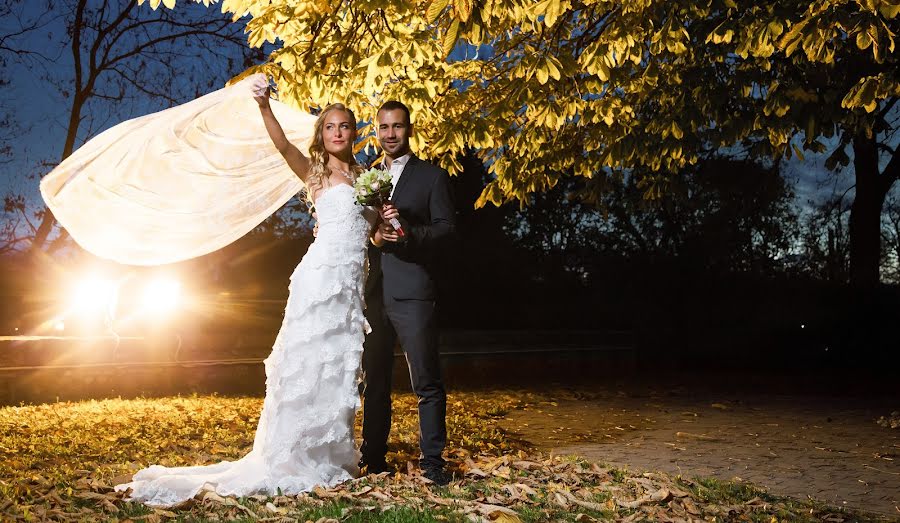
xmin=376 ymin=109 xmax=412 ymax=159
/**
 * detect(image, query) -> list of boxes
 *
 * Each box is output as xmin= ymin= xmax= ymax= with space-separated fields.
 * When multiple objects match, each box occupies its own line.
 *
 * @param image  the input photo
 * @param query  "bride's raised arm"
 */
xmin=252 ymin=77 xmax=312 ymax=183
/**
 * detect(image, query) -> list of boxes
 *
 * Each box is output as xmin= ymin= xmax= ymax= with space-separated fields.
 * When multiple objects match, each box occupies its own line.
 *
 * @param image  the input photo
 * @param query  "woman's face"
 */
xmin=321 ymin=109 xmax=356 ymax=157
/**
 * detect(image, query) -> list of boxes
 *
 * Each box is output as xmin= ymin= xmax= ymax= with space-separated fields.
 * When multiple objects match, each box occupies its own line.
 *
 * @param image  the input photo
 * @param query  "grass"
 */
xmin=0 ymin=391 xmax=893 ymax=522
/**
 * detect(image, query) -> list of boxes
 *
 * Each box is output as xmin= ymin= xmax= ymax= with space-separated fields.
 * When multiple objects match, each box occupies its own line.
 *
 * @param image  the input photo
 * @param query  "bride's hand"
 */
xmin=378 ymin=222 xmax=399 ymax=243
xmin=254 ymin=90 xmax=270 ymax=108
xmin=250 ymin=74 xmax=270 ymax=108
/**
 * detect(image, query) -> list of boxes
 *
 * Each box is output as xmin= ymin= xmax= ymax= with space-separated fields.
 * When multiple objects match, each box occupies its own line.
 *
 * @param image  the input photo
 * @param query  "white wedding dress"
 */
xmin=114 ymin=183 xmax=375 ymax=506
xmin=40 ymin=73 xmax=378 ymax=506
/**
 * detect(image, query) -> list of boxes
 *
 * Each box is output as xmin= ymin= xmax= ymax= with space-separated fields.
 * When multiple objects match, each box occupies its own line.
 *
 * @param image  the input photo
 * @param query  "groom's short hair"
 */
xmin=378 ymin=101 xmax=411 ymax=125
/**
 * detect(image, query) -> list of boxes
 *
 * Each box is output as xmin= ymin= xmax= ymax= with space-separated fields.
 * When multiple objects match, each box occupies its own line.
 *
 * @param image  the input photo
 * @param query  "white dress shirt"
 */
xmin=383 ymin=153 xmax=411 ymax=199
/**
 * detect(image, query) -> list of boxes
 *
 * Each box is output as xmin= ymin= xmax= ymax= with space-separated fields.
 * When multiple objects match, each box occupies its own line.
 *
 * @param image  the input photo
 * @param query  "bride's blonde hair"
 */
xmin=306 ymin=103 xmax=362 ymax=206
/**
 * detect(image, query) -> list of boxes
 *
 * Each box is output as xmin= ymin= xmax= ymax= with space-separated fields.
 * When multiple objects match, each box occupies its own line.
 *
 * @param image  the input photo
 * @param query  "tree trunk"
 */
xmin=848 ymin=135 xmax=892 ymax=287
xmin=29 ymin=0 xmax=90 ymax=252
xmin=29 ymin=97 xmax=83 ymax=251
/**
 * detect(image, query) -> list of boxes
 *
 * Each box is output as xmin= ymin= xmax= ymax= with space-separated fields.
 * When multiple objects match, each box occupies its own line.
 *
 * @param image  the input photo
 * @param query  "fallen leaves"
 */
xmin=0 ymin=392 xmax=890 ymax=522
xmin=876 ymin=411 xmax=899 ymax=429
xmin=675 ymin=430 xmax=719 ymax=441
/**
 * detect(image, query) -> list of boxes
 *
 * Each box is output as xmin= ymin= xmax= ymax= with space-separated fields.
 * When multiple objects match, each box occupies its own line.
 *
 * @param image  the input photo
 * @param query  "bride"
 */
xmin=113 ymin=77 xmax=386 ymax=507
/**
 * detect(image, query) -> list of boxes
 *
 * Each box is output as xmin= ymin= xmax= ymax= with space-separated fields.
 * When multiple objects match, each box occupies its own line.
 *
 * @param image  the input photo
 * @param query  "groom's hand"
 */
xmin=380 ymin=204 xmax=406 ymax=243
xmin=381 ymin=203 xmax=407 ymax=232
xmin=380 ymin=203 xmax=400 ymax=223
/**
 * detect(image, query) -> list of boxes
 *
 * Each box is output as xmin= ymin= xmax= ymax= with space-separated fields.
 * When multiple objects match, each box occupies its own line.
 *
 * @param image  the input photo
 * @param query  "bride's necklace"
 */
xmin=331 ymin=166 xmax=355 ymax=184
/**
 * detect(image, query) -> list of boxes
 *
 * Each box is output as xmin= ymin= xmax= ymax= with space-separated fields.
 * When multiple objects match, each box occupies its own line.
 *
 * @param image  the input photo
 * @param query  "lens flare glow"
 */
xmin=70 ymin=278 xmax=117 ymax=313
xmin=141 ymin=278 xmax=181 ymax=314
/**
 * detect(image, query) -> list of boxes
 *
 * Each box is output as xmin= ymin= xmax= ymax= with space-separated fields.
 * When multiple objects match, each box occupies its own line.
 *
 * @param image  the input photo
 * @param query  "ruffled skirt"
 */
xmin=115 ymin=241 xmax=368 ymax=507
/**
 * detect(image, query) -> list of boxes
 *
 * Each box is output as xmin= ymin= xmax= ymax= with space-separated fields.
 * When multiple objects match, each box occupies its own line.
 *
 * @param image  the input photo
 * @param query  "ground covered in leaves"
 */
xmin=877 ymin=411 xmax=900 ymax=430
xmin=1 ymin=392 xmax=894 ymax=522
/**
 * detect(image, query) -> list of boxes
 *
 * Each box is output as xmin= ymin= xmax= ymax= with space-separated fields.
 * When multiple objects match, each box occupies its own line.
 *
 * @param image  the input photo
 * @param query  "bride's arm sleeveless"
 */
xmin=253 ymin=76 xmax=311 ymax=184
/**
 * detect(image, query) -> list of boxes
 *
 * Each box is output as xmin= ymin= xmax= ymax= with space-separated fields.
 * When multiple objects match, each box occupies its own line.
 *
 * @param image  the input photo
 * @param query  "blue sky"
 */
xmin=1 ymin=0 xmax=250 ymax=205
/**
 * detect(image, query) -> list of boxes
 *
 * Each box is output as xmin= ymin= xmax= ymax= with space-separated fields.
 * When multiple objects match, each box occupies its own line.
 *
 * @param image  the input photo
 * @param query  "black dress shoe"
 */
xmin=421 ymin=466 xmax=452 ymax=486
xmin=359 ymin=458 xmax=393 ymax=475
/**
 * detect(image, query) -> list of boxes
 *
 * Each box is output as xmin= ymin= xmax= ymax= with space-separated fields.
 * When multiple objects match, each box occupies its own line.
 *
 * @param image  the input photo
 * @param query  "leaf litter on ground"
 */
xmin=1 ymin=391 xmax=895 ymax=522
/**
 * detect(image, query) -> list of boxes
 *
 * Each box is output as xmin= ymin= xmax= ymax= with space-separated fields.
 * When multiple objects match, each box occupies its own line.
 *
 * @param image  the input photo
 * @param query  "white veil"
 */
xmin=39 ymin=74 xmax=314 ymax=266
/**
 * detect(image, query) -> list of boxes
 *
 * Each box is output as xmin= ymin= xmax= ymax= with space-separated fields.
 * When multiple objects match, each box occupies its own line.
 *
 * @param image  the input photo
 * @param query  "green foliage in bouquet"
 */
xmin=353 ymin=167 xmax=393 ymax=206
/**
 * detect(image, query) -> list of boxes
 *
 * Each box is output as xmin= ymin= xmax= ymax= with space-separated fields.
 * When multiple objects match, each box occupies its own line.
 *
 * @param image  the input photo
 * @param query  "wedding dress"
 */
xmin=115 ymin=183 xmax=375 ymax=506
xmin=41 ymin=73 xmax=379 ymax=506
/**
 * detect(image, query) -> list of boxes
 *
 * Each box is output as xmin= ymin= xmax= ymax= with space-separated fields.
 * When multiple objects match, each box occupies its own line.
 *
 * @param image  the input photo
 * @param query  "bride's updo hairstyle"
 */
xmin=306 ymin=103 xmax=362 ymax=204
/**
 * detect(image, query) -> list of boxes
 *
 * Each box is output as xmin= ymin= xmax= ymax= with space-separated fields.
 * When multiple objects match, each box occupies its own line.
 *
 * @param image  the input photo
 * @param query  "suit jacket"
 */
xmin=366 ymin=155 xmax=456 ymax=300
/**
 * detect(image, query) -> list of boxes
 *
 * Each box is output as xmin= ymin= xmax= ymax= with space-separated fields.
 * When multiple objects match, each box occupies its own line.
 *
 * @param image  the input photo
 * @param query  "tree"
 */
xmin=509 ymin=157 xmax=798 ymax=278
xmin=1 ymin=2 xmax=58 ymax=254
xmin=4 ymin=0 xmax=259 ymax=254
xmin=702 ymin=1 xmax=900 ymax=288
xmin=0 ymin=1 xmax=57 ymax=164
xmin=0 ymin=194 xmax=38 ymax=256
xmin=798 ymin=197 xmax=852 ymax=283
xmin=147 ymin=0 xmax=900 ymax=284
xmin=882 ymin=190 xmax=900 ymax=282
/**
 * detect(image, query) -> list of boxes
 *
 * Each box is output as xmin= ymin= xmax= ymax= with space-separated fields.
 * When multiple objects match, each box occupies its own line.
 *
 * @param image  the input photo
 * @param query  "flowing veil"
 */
xmin=40 ymin=74 xmax=315 ymax=265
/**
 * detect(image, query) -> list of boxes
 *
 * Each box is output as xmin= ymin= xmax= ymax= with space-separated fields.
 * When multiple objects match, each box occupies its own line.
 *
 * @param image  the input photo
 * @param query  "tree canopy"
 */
xmin=149 ymin=0 xmax=897 ymax=196
xmin=149 ymin=0 xmax=899 ymax=282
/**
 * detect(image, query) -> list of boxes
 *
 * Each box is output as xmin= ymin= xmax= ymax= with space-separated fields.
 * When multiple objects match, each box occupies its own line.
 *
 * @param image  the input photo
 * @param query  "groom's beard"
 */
xmin=381 ymin=141 xmax=409 ymax=159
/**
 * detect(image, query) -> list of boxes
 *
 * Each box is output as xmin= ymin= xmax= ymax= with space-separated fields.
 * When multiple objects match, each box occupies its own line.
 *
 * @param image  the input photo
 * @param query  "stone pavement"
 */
xmin=498 ymin=389 xmax=900 ymax=517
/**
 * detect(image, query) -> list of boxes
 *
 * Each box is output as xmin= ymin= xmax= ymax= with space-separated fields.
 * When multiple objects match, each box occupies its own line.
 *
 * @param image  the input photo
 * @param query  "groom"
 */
xmin=360 ymin=101 xmax=456 ymax=485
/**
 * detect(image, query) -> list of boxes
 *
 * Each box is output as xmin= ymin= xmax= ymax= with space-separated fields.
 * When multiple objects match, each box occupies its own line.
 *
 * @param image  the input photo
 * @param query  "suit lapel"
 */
xmin=391 ymin=155 xmax=417 ymax=204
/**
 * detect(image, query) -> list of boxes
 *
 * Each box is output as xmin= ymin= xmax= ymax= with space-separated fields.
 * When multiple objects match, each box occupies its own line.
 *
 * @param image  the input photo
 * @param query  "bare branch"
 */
xmin=15 ymin=0 xmax=256 ymax=252
xmin=110 ymin=65 xmax=179 ymax=105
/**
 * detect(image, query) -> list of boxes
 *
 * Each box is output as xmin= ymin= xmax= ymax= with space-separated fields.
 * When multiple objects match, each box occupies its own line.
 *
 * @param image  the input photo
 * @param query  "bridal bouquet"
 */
xmin=353 ymin=167 xmax=405 ymax=237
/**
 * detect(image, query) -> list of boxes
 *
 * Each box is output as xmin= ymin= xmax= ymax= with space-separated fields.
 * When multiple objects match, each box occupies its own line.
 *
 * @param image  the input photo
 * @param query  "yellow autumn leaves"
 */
xmin=2 ymin=392 xmax=875 ymax=521
xmin=141 ymin=0 xmax=898 ymax=205
xmin=138 ymin=0 xmax=217 ymax=9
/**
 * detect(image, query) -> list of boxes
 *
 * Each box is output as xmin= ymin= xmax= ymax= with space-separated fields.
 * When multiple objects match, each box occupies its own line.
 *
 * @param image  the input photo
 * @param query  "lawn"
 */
xmin=0 ymin=391 xmax=890 ymax=522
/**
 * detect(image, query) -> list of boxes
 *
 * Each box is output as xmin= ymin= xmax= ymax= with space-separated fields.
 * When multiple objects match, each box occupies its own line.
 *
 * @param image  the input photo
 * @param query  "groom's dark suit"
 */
xmin=361 ymin=154 xmax=455 ymax=470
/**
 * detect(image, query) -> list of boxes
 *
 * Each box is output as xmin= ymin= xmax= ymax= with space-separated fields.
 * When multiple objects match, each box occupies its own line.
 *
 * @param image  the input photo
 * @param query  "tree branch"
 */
xmin=101 ymin=24 xmax=241 ymax=71
xmin=87 ymin=0 xmax=135 ymax=93
xmin=110 ymin=65 xmax=179 ymax=105
xmin=876 ymin=95 xmax=898 ymax=121
xmin=882 ymin=147 xmax=900 ymax=184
